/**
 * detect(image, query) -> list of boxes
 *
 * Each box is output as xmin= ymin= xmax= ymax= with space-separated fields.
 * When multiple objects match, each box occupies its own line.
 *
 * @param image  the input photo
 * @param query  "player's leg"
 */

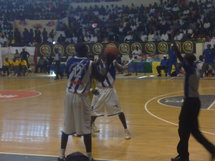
xmin=168 ymin=61 xmax=173 ymax=76
xmin=164 ymin=66 xmax=168 ymax=76
xmin=91 ymin=88 xmax=106 ymax=133
xmin=156 ymin=65 xmax=161 ymax=76
xmin=91 ymin=116 xmax=99 ymax=133
xmin=107 ymin=88 xmax=131 ymax=139
xmin=83 ymin=134 xmax=93 ymax=160
xmin=118 ymin=112 xmax=127 ymax=129
xmin=118 ymin=112 xmax=131 ymax=139
xmin=174 ymin=62 xmax=179 ymax=76
xmin=58 ymin=132 xmax=69 ymax=161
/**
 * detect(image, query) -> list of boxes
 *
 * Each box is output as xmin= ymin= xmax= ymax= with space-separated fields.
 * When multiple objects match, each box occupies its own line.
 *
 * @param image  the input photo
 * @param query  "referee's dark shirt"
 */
xmin=183 ymin=59 xmax=199 ymax=98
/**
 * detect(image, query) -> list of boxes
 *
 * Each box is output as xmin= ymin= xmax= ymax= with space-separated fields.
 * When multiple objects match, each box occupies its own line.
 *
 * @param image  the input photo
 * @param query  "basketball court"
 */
xmin=0 ymin=74 xmax=215 ymax=161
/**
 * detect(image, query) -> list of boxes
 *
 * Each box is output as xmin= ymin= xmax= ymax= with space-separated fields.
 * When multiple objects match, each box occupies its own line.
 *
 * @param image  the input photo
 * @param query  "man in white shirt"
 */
xmin=132 ymin=46 xmax=142 ymax=61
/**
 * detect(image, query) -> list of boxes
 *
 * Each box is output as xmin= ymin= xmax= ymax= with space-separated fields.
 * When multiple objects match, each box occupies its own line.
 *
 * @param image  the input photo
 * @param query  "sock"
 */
xmin=87 ymin=152 xmax=92 ymax=160
xmin=60 ymin=149 xmax=65 ymax=158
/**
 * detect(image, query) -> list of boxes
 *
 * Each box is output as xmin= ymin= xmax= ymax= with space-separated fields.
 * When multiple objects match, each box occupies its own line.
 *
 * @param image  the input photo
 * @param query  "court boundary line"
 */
xmin=0 ymin=152 xmax=123 ymax=161
xmin=144 ymin=87 xmax=215 ymax=136
xmin=208 ymin=100 xmax=215 ymax=110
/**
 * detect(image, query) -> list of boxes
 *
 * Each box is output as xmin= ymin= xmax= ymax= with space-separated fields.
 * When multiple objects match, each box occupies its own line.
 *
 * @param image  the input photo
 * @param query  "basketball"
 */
xmin=103 ymin=46 xmax=119 ymax=61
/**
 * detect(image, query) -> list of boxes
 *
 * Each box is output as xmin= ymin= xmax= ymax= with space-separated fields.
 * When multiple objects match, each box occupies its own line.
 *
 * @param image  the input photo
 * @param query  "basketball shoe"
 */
xmin=124 ymin=129 xmax=131 ymax=140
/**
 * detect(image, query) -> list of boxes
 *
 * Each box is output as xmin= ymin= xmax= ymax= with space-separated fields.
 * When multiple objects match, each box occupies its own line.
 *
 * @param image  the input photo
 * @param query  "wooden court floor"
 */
xmin=0 ymin=74 xmax=215 ymax=161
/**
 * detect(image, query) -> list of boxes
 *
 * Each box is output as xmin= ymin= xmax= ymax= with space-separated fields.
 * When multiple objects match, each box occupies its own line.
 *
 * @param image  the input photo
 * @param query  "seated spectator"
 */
xmin=20 ymin=58 xmax=28 ymax=76
xmin=12 ymin=57 xmax=21 ymax=76
xmin=156 ymin=55 xmax=168 ymax=77
xmin=2 ymin=57 xmax=12 ymax=76
xmin=131 ymin=46 xmax=142 ymax=61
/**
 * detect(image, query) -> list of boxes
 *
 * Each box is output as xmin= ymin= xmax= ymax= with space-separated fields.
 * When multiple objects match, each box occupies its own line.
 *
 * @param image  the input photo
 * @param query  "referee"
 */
xmin=171 ymin=42 xmax=215 ymax=161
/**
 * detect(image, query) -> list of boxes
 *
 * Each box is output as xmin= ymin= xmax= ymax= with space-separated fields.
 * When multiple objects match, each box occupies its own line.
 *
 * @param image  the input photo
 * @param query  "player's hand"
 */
xmin=90 ymin=88 xmax=100 ymax=95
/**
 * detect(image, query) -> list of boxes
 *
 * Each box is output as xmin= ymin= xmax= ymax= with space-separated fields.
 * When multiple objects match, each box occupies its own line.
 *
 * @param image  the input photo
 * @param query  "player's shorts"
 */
xmin=63 ymin=91 xmax=91 ymax=135
xmin=91 ymin=87 xmax=121 ymax=117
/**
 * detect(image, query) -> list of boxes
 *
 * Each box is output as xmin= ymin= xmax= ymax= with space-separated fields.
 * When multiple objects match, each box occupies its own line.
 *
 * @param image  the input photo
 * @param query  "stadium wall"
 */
xmin=71 ymin=0 xmax=161 ymax=7
xmin=70 ymin=0 xmax=200 ymax=8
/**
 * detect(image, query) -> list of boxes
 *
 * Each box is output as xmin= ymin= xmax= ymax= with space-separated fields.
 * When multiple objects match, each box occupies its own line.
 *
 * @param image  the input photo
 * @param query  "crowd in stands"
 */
xmin=0 ymin=0 xmax=68 ymax=20
xmin=0 ymin=0 xmax=215 ymax=47
xmin=62 ymin=0 xmax=215 ymax=43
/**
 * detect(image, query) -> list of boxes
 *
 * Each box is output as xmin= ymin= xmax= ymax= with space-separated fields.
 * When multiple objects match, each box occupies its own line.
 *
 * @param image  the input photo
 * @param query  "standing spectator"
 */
xmin=14 ymin=49 xmax=20 ymax=59
xmin=35 ymin=29 xmax=42 ymax=43
xmin=20 ymin=48 xmax=30 ymax=68
xmin=168 ymin=45 xmax=178 ymax=76
xmin=54 ymin=48 xmax=62 ymax=80
xmin=42 ymin=28 xmax=48 ymax=43
xmin=58 ymin=34 xmax=65 ymax=44
xmin=23 ymin=28 xmax=30 ymax=45
xmin=156 ymin=55 xmax=168 ymax=76
xmin=29 ymin=29 xmax=34 ymax=44
xmin=49 ymin=29 xmax=55 ymax=40
xmin=47 ymin=55 xmax=54 ymax=74
xmin=14 ymin=28 xmax=21 ymax=46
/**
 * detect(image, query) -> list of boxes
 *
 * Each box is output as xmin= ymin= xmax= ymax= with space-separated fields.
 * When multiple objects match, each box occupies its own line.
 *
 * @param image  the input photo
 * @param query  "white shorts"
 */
xmin=63 ymin=91 xmax=91 ymax=135
xmin=91 ymin=87 xmax=121 ymax=117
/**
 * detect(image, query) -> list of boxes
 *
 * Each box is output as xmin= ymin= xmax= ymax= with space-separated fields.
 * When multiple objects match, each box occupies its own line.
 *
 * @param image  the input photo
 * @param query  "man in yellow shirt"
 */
xmin=2 ymin=57 xmax=12 ymax=76
xmin=20 ymin=58 xmax=28 ymax=76
xmin=12 ymin=57 xmax=21 ymax=76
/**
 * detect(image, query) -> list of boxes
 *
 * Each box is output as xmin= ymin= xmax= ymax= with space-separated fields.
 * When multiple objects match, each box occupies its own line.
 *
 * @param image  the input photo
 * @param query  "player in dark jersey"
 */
xmin=171 ymin=42 xmax=215 ymax=161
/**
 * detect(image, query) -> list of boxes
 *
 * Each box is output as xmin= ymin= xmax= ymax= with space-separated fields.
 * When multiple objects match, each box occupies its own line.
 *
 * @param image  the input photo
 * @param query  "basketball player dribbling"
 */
xmin=91 ymin=47 xmax=132 ymax=140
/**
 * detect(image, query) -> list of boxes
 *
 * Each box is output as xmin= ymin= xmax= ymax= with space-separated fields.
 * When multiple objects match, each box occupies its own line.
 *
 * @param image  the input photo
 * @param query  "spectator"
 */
xmin=12 ymin=57 xmax=21 ymax=76
xmin=20 ymin=57 xmax=28 ymax=76
xmin=35 ymin=56 xmax=48 ymax=73
xmin=20 ymin=48 xmax=30 ymax=67
xmin=131 ymin=46 xmax=142 ymax=61
xmin=14 ymin=49 xmax=20 ymax=59
xmin=168 ymin=45 xmax=179 ymax=76
xmin=53 ymin=48 xmax=63 ymax=80
xmin=156 ymin=55 xmax=168 ymax=77
xmin=2 ymin=57 xmax=12 ymax=76
xmin=42 ymin=28 xmax=48 ymax=43
xmin=201 ymin=44 xmax=215 ymax=77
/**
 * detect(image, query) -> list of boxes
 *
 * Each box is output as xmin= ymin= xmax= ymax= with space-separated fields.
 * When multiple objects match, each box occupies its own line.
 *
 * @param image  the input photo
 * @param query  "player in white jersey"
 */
xmin=91 ymin=57 xmax=132 ymax=140
xmin=58 ymin=44 xmax=110 ymax=161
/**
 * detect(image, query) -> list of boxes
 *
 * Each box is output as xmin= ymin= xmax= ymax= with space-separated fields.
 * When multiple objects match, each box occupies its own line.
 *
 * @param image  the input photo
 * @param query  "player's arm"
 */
xmin=91 ymin=60 xmax=109 ymax=82
xmin=115 ymin=58 xmax=133 ymax=71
